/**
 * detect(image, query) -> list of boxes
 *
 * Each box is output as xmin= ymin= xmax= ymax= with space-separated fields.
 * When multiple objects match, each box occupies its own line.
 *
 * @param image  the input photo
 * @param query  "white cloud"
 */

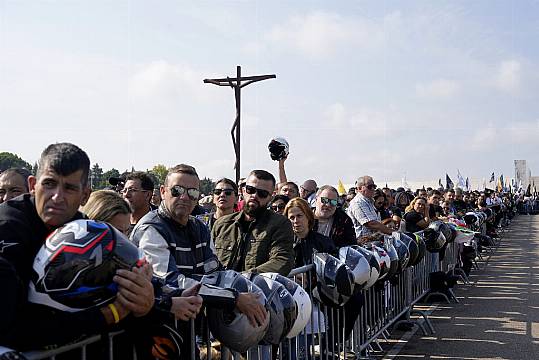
xmin=323 ymin=102 xmax=391 ymax=137
xmin=415 ymin=79 xmax=459 ymax=99
xmin=494 ymin=60 xmax=521 ymax=93
xmin=265 ymin=11 xmax=383 ymax=58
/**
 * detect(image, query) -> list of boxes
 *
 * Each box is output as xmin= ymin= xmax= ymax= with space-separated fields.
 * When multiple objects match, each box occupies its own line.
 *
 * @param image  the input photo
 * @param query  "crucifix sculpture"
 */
xmin=204 ymin=66 xmax=276 ymax=183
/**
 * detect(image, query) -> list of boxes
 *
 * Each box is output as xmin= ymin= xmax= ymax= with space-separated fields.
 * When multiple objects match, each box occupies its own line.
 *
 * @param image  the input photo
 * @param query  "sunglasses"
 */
xmin=244 ymin=184 xmax=271 ymax=198
xmin=320 ymin=197 xmax=338 ymax=206
xmin=271 ymin=203 xmax=286 ymax=211
xmin=366 ymin=184 xmax=377 ymax=190
xmin=169 ymin=185 xmax=200 ymax=200
xmin=213 ymin=188 xmax=235 ymax=196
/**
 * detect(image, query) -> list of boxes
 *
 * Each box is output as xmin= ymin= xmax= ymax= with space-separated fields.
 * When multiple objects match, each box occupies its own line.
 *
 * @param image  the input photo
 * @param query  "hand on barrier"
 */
xmin=114 ymin=264 xmax=155 ymax=317
xmin=171 ymin=289 xmax=203 ymax=321
xmin=236 ymin=292 xmax=267 ymax=327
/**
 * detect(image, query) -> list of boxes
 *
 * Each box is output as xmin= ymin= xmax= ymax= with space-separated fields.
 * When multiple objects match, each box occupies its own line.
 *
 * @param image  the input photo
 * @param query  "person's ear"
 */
xmin=28 ymin=176 xmax=37 ymax=194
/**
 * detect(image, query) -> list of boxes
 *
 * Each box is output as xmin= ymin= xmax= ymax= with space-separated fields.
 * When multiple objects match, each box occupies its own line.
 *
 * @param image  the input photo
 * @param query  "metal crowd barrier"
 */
xmin=20 ymin=225 xmax=505 ymax=360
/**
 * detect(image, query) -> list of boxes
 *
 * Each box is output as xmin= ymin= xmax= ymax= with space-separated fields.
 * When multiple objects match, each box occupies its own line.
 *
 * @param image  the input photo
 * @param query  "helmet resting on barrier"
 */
xmin=205 ymin=270 xmax=269 ymax=353
xmin=338 ymin=246 xmax=372 ymax=289
xmin=363 ymin=243 xmax=391 ymax=282
xmin=390 ymin=234 xmax=411 ymax=274
xmin=261 ymin=273 xmax=311 ymax=339
xmin=429 ymin=221 xmax=453 ymax=245
xmin=243 ymin=273 xmax=296 ymax=345
xmin=268 ymin=137 xmax=290 ymax=161
xmin=349 ymin=245 xmax=380 ymax=289
xmin=29 ymin=219 xmax=144 ymax=312
xmin=405 ymin=232 xmax=426 ymax=265
xmin=463 ymin=212 xmax=480 ymax=227
xmin=422 ymin=225 xmax=447 ymax=253
xmin=370 ymin=238 xmax=399 ymax=280
xmin=394 ymin=232 xmax=419 ymax=267
xmin=313 ymin=252 xmax=354 ymax=306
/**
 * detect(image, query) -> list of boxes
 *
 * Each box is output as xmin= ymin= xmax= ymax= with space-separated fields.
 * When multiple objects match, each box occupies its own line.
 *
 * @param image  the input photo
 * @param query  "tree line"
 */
xmin=0 ymin=152 xmax=215 ymax=195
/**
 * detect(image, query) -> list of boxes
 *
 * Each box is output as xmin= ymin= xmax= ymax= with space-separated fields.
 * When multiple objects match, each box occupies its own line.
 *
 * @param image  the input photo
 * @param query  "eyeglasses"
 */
xmin=213 ymin=188 xmax=236 ymax=196
xmin=271 ymin=203 xmax=286 ymax=211
xmin=121 ymin=187 xmax=149 ymax=195
xmin=169 ymin=185 xmax=200 ymax=200
xmin=366 ymin=184 xmax=377 ymax=190
xmin=244 ymin=185 xmax=271 ymax=198
xmin=320 ymin=197 xmax=338 ymax=206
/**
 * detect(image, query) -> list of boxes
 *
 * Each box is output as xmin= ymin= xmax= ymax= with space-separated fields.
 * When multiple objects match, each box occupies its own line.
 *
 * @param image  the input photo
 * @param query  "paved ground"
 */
xmin=379 ymin=215 xmax=539 ymax=360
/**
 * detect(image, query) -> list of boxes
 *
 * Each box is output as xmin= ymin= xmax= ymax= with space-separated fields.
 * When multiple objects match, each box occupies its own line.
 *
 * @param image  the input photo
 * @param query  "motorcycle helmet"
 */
xmin=338 ymin=246 xmax=371 ymax=289
xmin=429 ymin=221 xmax=453 ymax=244
xmin=405 ymin=232 xmax=426 ymax=265
xmin=394 ymin=232 xmax=418 ymax=267
xmin=349 ymin=245 xmax=380 ymax=289
xmin=370 ymin=238 xmax=399 ymax=280
xmin=29 ymin=219 xmax=144 ymax=312
xmin=389 ymin=234 xmax=410 ymax=274
xmin=463 ymin=212 xmax=480 ymax=227
xmin=312 ymin=252 xmax=354 ymax=307
xmin=205 ymin=270 xmax=269 ymax=353
xmin=268 ymin=137 xmax=289 ymax=161
xmin=363 ymin=243 xmax=391 ymax=281
xmin=243 ymin=273 xmax=296 ymax=345
xmin=422 ymin=226 xmax=446 ymax=253
xmin=261 ymin=273 xmax=311 ymax=339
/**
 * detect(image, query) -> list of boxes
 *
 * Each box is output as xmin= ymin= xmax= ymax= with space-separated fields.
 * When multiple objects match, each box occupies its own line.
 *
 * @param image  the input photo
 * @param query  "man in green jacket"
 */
xmin=212 ymin=169 xmax=294 ymax=276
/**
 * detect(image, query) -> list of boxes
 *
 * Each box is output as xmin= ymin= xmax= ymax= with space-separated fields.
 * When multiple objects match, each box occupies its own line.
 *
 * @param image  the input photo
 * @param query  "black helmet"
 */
xmin=205 ymin=270 xmax=269 ymax=353
xmin=243 ymin=273 xmax=297 ymax=345
xmin=394 ymin=232 xmax=418 ymax=267
xmin=313 ymin=252 xmax=354 ymax=307
xmin=405 ymin=232 xmax=426 ymax=265
xmin=268 ymin=137 xmax=289 ymax=161
xmin=429 ymin=221 xmax=452 ymax=244
xmin=389 ymin=234 xmax=410 ymax=274
xmin=423 ymin=224 xmax=447 ymax=253
xmin=29 ymin=219 xmax=144 ymax=312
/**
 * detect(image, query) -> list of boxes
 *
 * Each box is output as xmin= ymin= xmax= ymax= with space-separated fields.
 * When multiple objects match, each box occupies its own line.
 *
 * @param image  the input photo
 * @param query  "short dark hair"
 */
xmin=283 ymin=181 xmax=299 ymax=193
xmin=215 ymin=178 xmax=238 ymax=194
xmin=428 ymin=189 xmax=442 ymax=197
xmin=125 ymin=171 xmax=154 ymax=191
xmin=270 ymin=194 xmax=290 ymax=206
xmin=0 ymin=168 xmax=31 ymax=191
xmin=316 ymin=185 xmax=338 ymax=197
xmin=165 ymin=164 xmax=199 ymax=185
xmin=37 ymin=143 xmax=90 ymax=186
xmin=248 ymin=170 xmax=276 ymax=187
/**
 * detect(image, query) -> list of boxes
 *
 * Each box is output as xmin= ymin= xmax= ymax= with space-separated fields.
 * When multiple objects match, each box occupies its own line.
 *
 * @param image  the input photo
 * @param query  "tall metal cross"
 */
xmin=204 ymin=66 xmax=276 ymax=183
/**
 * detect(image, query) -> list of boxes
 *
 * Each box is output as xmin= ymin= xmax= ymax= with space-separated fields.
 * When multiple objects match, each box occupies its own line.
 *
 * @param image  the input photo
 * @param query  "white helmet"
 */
xmin=261 ymin=273 xmax=312 ymax=339
xmin=338 ymin=246 xmax=371 ymax=289
xmin=364 ymin=243 xmax=391 ymax=281
xmin=268 ymin=137 xmax=290 ymax=161
xmin=204 ymin=270 xmax=269 ymax=353
xmin=349 ymin=245 xmax=380 ymax=289
xmin=242 ymin=273 xmax=296 ymax=345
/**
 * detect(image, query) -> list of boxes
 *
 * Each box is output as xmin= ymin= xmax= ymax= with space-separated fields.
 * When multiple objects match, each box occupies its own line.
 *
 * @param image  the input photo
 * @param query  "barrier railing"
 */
xmin=18 ymin=221 xmax=508 ymax=360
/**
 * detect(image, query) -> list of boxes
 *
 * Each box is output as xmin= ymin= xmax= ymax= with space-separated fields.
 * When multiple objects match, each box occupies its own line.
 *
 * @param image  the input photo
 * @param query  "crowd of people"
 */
xmin=0 ymin=142 xmax=531 ymax=359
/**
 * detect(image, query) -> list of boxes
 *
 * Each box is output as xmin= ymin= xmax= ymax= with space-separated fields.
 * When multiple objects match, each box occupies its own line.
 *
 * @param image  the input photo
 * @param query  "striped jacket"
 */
xmin=130 ymin=205 xmax=221 ymax=286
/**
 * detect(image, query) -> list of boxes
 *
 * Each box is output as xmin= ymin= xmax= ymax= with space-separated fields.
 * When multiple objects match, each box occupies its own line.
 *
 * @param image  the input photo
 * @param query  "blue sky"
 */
xmin=1 ymin=1 xmax=538 ymax=186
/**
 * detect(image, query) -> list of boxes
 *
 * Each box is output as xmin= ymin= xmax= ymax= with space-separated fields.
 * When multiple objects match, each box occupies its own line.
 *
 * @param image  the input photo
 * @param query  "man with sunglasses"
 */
xmin=212 ymin=169 xmax=294 ymax=276
xmin=130 ymin=165 xmax=267 ymax=335
xmin=347 ymin=176 xmax=393 ymax=243
xmin=313 ymin=185 xmax=356 ymax=248
xmin=122 ymin=171 xmax=154 ymax=236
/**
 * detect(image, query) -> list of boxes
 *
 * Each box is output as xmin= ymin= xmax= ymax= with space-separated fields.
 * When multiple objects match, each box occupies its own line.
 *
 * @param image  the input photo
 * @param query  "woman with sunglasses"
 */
xmin=313 ymin=185 xmax=357 ymax=248
xmin=268 ymin=194 xmax=290 ymax=215
xmin=197 ymin=178 xmax=238 ymax=230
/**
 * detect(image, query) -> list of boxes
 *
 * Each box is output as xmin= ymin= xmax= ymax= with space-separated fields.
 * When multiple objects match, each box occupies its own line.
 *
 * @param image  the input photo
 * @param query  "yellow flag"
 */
xmin=337 ymin=180 xmax=346 ymax=195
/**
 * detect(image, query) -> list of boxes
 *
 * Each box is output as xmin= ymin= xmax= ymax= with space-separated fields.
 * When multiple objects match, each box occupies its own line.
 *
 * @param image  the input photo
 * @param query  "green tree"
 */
xmin=0 ymin=152 xmax=32 ymax=172
xmin=151 ymin=164 xmax=168 ymax=186
xmin=90 ymin=163 xmax=104 ymax=189
xmin=200 ymin=177 xmax=215 ymax=196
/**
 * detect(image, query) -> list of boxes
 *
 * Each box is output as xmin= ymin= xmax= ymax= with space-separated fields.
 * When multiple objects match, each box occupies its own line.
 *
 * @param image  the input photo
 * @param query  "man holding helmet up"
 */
xmin=0 ymin=143 xmax=154 ymax=350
